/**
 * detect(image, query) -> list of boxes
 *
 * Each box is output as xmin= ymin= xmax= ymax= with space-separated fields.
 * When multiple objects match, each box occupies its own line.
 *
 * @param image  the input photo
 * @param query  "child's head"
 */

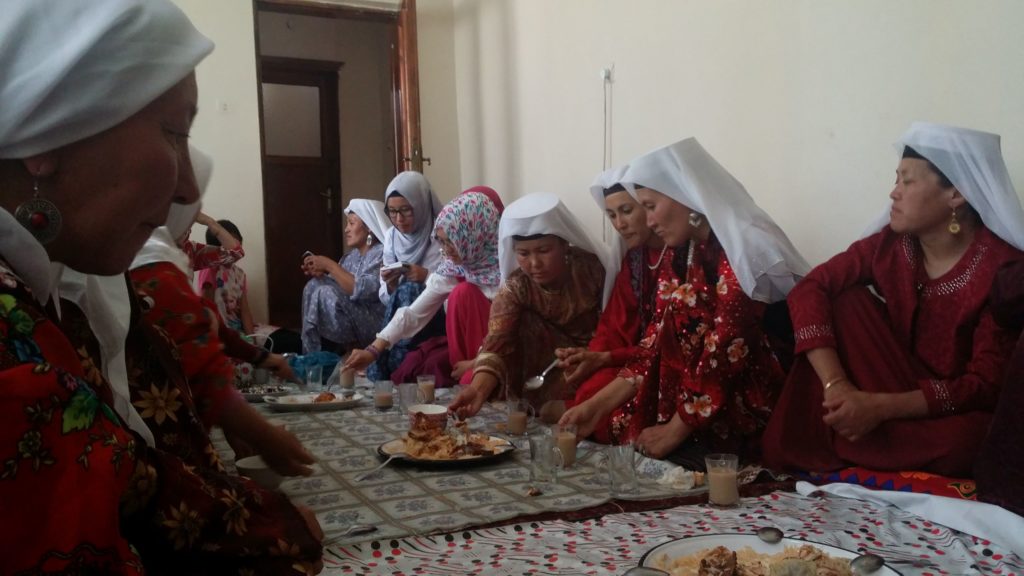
xmin=208 ymin=219 xmax=242 ymax=246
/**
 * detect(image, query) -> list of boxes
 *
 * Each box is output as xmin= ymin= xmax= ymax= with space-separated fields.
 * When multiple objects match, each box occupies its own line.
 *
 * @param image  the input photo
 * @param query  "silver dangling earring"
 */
xmin=688 ymin=212 xmax=704 ymax=228
xmin=366 ymin=234 xmax=373 ymax=246
xmin=15 ymin=173 xmax=62 ymax=245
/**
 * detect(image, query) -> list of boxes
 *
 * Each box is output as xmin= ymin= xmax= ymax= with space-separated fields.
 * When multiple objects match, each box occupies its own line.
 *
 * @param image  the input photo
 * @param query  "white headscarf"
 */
xmin=0 ymin=0 xmax=213 ymax=158
xmin=619 ymin=137 xmax=810 ymax=303
xmin=589 ymin=164 xmax=632 ymax=278
xmin=498 ymin=192 xmax=615 ymax=305
xmin=345 ymin=199 xmax=391 ymax=246
xmin=382 ymin=171 xmax=441 ymax=265
xmin=864 ymin=122 xmax=1024 ymax=251
xmin=131 ymin=144 xmax=213 ymax=275
xmin=164 ymin=145 xmax=212 ymax=240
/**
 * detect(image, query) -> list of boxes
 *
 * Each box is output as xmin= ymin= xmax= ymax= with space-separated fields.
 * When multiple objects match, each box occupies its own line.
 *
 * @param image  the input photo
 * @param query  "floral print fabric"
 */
xmin=433 ymin=190 xmax=501 ymax=287
xmin=610 ymin=236 xmax=783 ymax=454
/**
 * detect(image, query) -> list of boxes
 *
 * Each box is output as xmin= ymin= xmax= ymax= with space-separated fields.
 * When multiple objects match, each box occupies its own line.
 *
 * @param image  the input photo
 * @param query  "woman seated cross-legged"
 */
xmin=449 ymin=192 xmax=613 ymax=423
xmin=344 ymin=186 xmax=504 ymax=386
xmin=763 ymin=122 xmax=1024 ymax=478
xmin=559 ymin=138 xmax=809 ymax=464
xmin=300 ymin=199 xmax=389 ymax=354
xmin=556 ymin=173 xmax=668 ymax=417
xmin=365 ymin=171 xmax=445 ymax=381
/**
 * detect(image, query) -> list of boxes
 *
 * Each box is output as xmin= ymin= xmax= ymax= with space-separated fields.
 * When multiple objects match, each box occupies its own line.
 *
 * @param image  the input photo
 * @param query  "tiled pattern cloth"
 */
xmin=323 ymin=491 xmax=1024 ymax=575
xmin=243 ymin=387 xmax=705 ymax=547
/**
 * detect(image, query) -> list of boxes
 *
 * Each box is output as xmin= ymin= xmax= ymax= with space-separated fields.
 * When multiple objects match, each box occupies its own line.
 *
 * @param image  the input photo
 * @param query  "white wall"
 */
xmin=173 ymin=0 xmax=270 ymax=320
xmin=451 ymin=0 xmax=1024 ymax=266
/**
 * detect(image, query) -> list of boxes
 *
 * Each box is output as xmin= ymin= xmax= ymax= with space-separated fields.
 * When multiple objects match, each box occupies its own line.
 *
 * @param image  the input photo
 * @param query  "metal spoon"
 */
xmin=621 ymin=568 xmax=669 ymax=576
xmin=850 ymin=553 xmax=885 ymax=574
xmin=353 ymin=452 xmax=404 ymax=482
xmin=755 ymin=526 xmax=784 ymax=544
xmin=525 ymin=358 xmax=559 ymax=390
xmin=339 ymin=524 xmax=377 ymax=537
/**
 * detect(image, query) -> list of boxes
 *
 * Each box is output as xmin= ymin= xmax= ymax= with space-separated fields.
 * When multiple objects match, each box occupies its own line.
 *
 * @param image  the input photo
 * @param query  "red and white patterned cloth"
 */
xmin=323 ymin=490 xmax=1023 ymax=575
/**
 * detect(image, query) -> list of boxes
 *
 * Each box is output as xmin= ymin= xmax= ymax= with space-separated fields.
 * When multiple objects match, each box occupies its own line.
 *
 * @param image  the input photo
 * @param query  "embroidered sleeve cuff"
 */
xmin=793 ymin=323 xmax=836 ymax=354
xmin=920 ymin=378 xmax=957 ymax=416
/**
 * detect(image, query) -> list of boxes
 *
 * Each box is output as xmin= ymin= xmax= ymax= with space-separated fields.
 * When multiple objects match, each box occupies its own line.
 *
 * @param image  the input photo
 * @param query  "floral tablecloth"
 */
xmin=234 ymin=386 xmax=705 ymax=547
xmin=321 ymin=490 xmax=1024 ymax=575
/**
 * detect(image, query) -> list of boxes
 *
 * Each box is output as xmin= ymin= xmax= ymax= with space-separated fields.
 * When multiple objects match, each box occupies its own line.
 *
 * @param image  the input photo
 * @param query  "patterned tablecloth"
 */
xmin=322 ymin=490 xmax=1024 ymax=575
xmin=244 ymin=385 xmax=706 ymax=547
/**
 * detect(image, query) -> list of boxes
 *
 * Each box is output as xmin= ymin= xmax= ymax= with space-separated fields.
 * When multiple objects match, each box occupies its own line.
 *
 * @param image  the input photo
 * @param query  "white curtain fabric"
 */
xmin=618 ymin=137 xmax=810 ymax=303
xmin=497 ymin=192 xmax=615 ymax=305
xmin=345 ymin=199 xmax=391 ymax=246
xmin=0 ymin=0 xmax=213 ymax=158
xmin=863 ymin=122 xmax=1024 ymax=251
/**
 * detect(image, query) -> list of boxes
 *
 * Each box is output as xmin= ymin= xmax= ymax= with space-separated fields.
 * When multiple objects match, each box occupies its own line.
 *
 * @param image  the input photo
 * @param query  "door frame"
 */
xmin=253 ymin=0 xmax=423 ymax=326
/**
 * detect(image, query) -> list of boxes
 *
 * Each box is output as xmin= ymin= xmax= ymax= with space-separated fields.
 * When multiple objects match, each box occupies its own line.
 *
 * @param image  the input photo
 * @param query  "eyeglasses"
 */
xmin=386 ymin=206 xmax=414 ymax=219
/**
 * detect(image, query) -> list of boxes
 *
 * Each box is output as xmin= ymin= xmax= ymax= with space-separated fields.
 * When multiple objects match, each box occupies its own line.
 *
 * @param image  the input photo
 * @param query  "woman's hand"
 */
xmin=822 ymin=383 xmax=885 ymax=441
xmin=451 ymin=359 xmax=474 ymax=380
xmin=344 ymin=348 xmax=376 ymax=372
xmin=294 ymin=505 xmax=325 ymax=574
xmin=195 ymin=212 xmax=215 ymax=227
xmin=303 ymin=255 xmax=335 ymax=278
xmin=448 ymin=384 xmax=487 ymax=419
xmin=404 ymin=263 xmax=429 ymax=284
xmin=557 ymin=348 xmax=610 ymax=388
xmin=558 ymin=400 xmax=604 ymax=440
xmin=252 ymin=423 xmax=316 ymax=477
xmin=381 ymin=268 xmax=401 ymax=293
xmin=635 ymin=415 xmax=690 ymax=459
xmin=260 ymin=353 xmax=298 ymax=383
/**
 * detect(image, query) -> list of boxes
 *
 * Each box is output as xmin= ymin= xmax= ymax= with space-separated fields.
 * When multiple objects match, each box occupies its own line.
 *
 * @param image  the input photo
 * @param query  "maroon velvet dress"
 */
xmin=763 ymin=226 xmax=1022 ymax=477
xmin=976 ymin=258 xmax=1024 ymax=515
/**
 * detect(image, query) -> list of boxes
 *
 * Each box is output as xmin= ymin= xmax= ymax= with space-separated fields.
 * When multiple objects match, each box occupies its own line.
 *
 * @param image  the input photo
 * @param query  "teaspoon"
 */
xmin=755 ymin=526 xmax=784 ymax=544
xmin=525 ymin=358 xmax=559 ymax=390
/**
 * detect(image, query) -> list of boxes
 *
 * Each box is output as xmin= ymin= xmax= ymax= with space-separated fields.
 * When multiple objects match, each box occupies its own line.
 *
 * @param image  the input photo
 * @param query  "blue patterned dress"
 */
xmin=300 ymin=244 xmax=385 ymax=353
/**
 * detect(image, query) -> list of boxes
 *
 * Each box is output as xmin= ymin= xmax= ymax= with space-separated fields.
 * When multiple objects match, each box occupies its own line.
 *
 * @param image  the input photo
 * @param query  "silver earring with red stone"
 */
xmin=15 ymin=175 xmax=62 ymax=244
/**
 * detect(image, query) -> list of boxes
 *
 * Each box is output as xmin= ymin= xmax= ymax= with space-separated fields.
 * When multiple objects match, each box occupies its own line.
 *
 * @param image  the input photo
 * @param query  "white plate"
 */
xmin=378 ymin=435 xmax=514 ymax=467
xmin=264 ymin=392 xmax=364 ymax=412
xmin=240 ymin=385 xmax=298 ymax=403
xmin=640 ymin=533 xmax=901 ymax=575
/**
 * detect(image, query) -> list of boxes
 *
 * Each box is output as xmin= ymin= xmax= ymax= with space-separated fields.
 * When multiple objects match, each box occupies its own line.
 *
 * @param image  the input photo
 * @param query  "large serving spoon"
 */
xmin=621 ymin=568 xmax=669 ymax=576
xmin=353 ymin=452 xmax=405 ymax=482
xmin=756 ymin=526 xmax=784 ymax=544
xmin=525 ymin=358 xmax=559 ymax=390
xmin=850 ymin=553 xmax=885 ymax=574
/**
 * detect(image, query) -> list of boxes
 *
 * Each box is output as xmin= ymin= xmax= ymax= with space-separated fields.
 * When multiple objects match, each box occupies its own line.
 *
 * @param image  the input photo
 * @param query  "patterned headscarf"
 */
xmin=433 ymin=187 xmax=502 ymax=286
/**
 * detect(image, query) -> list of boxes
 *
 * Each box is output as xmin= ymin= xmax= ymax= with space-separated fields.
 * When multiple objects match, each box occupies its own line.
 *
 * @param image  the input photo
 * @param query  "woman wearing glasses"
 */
xmin=352 ymin=171 xmax=445 ymax=381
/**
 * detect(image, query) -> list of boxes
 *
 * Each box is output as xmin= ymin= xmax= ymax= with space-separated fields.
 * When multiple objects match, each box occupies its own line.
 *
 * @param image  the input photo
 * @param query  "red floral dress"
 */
xmin=0 ymin=259 xmax=320 ymax=575
xmin=609 ymin=236 xmax=783 ymax=454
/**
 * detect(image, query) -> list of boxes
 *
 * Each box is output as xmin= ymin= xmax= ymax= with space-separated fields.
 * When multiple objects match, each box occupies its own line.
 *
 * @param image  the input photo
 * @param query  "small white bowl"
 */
xmin=235 ymin=455 xmax=283 ymax=490
xmin=407 ymin=403 xmax=448 ymax=430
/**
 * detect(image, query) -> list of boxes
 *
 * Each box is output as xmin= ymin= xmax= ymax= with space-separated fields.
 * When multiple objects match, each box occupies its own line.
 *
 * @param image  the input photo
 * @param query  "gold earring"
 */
xmin=948 ymin=208 xmax=961 ymax=234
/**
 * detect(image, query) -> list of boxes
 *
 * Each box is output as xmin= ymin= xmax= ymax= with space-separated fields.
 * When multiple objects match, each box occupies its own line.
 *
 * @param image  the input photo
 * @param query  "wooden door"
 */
xmin=394 ymin=0 xmax=427 ymax=172
xmin=260 ymin=57 xmax=342 ymax=329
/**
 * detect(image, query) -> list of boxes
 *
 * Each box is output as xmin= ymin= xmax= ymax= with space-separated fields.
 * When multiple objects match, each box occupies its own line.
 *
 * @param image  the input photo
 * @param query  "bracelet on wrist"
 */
xmin=822 ymin=376 xmax=847 ymax=391
xmin=365 ymin=344 xmax=381 ymax=359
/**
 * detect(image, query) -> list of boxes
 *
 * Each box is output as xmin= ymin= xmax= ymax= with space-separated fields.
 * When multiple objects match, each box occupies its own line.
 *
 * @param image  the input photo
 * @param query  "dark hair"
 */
xmin=902 ymin=146 xmax=954 ymax=188
xmin=511 ymin=233 xmax=550 ymax=242
xmin=602 ymin=183 xmax=627 ymax=197
xmin=206 ymin=219 xmax=242 ymax=246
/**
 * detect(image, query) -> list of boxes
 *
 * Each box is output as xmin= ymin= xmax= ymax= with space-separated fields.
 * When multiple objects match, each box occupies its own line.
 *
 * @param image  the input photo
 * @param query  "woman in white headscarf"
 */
xmin=299 ymin=198 xmax=389 ymax=353
xmin=560 ymin=138 xmax=808 ymax=463
xmin=554 ymin=168 xmax=670 ymax=424
xmin=764 ymin=123 xmax=1024 ymax=478
xmin=0 ymin=1 xmax=322 ymax=573
xmin=449 ymin=192 xmax=611 ymax=422
xmin=367 ymin=171 xmax=446 ymax=380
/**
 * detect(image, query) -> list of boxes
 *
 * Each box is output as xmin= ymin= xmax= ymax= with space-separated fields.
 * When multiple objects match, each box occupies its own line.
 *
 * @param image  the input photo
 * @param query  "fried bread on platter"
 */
xmin=403 ymin=416 xmax=503 ymax=460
